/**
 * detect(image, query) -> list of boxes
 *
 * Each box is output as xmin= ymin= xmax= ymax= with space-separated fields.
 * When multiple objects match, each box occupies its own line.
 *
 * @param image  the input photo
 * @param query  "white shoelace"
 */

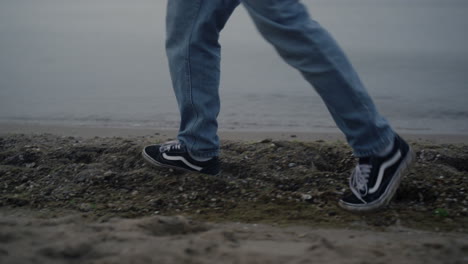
xmin=159 ymin=141 xmax=182 ymax=153
xmin=349 ymin=163 xmax=372 ymax=203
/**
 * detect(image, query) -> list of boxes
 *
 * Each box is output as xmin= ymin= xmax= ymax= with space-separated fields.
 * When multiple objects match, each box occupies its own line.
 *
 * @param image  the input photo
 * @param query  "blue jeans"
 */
xmin=166 ymin=0 xmax=395 ymax=158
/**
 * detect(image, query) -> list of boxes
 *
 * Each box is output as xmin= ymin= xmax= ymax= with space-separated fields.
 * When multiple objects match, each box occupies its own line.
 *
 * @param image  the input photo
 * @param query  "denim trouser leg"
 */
xmin=166 ymin=0 xmax=240 ymax=158
xmin=166 ymin=0 xmax=395 ymax=158
xmin=241 ymin=0 xmax=395 ymax=157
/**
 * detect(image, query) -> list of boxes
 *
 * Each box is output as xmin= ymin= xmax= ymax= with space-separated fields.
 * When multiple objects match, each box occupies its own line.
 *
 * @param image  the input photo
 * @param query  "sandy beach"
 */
xmin=1 ymin=0 xmax=467 ymax=262
xmin=0 ymin=124 xmax=467 ymax=263
xmin=1 ymin=212 xmax=466 ymax=264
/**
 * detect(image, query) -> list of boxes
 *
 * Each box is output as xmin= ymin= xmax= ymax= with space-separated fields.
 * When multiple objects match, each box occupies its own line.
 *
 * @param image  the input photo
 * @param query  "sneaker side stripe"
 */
xmin=162 ymin=153 xmax=203 ymax=171
xmin=368 ymin=150 xmax=402 ymax=194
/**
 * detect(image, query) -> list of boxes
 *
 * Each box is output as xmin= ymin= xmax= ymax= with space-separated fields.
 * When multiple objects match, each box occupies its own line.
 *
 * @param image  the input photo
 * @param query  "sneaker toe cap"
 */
xmin=143 ymin=145 xmax=161 ymax=157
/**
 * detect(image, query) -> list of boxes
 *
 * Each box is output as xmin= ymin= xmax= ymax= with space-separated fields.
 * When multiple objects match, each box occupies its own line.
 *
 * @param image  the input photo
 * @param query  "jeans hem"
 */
xmin=352 ymin=131 xmax=395 ymax=157
xmin=188 ymin=149 xmax=219 ymax=158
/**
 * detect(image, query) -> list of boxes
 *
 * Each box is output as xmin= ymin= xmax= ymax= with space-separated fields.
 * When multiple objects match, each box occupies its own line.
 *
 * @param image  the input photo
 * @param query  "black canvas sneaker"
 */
xmin=142 ymin=141 xmax=220 ymax=176
xmin=339 ymin=135 xmax=415 ymax=212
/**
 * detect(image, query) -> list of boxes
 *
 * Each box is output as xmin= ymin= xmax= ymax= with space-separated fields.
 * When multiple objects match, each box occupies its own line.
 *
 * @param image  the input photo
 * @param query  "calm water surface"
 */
xmin=1 ymin=0 xmax=467 ymax=134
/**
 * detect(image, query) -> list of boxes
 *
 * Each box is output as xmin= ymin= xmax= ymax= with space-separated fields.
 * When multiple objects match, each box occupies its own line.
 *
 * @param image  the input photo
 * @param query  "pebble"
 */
xmin=103 ymin=171 xmax=115 ymax=177
xmin=301 ymin=194 xmax=312 ymax=201
xmin=79 ymin=203 xmax=92 ymax=212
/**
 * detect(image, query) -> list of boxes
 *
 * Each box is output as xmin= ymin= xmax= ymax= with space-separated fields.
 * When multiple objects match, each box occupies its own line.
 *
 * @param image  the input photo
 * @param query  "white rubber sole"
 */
xmin=338 ymin=147 xmax=416 ymax=212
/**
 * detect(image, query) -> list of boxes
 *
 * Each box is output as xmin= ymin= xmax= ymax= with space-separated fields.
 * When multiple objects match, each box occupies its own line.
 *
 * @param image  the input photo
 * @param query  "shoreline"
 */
xmin=1 ymin=122 xmax=468 ymax=144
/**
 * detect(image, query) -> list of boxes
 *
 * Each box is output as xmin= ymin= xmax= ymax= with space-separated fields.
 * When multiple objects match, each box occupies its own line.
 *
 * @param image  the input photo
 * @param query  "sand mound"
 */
xmin=0 ymin=134 xmax=467 ymax=263
xmin=1 ymin=134 xmax=467 ymax=230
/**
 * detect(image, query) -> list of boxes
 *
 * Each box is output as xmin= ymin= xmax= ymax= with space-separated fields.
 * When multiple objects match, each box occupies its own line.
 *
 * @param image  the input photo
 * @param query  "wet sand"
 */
xmin=1 ymin=122 xmax=468 ymax=144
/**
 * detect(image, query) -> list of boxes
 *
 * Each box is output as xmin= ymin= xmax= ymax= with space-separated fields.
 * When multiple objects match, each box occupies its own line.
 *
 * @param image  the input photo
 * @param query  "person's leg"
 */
xmin=241 ymin=0 xmax=414 ymax=211
xmin=241 ymin=0 xmax=393 ymax=157
xmin=142 ymin=0 xmax=240 ymax=176
xmin=166 ymin=0 xmax=240 ymax=158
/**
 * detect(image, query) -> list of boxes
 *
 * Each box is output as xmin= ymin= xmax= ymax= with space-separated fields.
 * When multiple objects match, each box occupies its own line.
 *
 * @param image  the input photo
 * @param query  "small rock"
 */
xmin=103 ymin=171 xmax=115 ymax=178
xmin=25 ymin=162 xmax=36 ymax=168
xmin=301 ymin=194 xmax=312 ymax=201
xmin=443 ymin=218 xmax=454 ymax=223
xmin=79 ymin=203 xmax=92 ymax=212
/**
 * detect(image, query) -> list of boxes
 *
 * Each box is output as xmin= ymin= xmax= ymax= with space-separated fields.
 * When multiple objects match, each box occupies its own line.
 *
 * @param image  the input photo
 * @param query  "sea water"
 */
xmin=1 ymin=0 xmax=467 ymax=134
